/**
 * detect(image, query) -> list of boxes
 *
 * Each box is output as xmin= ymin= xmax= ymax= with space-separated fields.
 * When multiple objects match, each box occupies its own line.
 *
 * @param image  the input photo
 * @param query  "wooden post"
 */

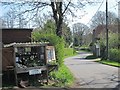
xmin=45 ymin=45 xmax=48 ymax=84
xmin=13 ymin=46 xmax=18 ymax=86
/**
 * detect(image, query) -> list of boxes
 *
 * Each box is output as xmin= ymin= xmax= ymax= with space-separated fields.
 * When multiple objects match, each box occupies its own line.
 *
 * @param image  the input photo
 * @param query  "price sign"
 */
xmin=29 ymin=69 xmax=41 ymax=75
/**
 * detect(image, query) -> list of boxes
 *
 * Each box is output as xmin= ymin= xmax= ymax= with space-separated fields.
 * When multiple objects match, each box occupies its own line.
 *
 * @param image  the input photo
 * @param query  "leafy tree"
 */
xmin=62 ymin=22 xmax=72 ymax=47
xmin=33 ymin=19 xmax=72 ymax=47
xmin=42 ymin=19 xmax=56 ymax=34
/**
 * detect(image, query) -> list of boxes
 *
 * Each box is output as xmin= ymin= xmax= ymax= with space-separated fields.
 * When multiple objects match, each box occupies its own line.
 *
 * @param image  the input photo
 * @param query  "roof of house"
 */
xmin=93 ymin=24 xmax=118 ymax=37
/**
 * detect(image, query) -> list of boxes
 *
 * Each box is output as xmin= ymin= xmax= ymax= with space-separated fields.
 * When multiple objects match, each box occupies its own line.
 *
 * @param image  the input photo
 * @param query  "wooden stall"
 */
xmin=2 ymin=42 xmax=57 ymax=87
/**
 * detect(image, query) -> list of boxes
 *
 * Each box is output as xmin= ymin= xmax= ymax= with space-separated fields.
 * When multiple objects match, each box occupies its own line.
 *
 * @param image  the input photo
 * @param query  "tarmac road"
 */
xmin=64 ymin=51 xmax=120 ymax=88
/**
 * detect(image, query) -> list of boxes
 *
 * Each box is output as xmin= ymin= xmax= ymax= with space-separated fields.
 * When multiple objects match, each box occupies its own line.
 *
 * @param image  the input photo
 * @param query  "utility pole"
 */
xmin=118 ymin=2 xmax=120 ymax=49
xmin=106 ymin=0 xmax=109 ymax=59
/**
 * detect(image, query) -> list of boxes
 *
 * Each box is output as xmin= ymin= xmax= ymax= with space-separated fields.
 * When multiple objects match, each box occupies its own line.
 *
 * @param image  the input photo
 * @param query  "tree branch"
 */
xmin=62 ymin=1 xmax=71 ymax=15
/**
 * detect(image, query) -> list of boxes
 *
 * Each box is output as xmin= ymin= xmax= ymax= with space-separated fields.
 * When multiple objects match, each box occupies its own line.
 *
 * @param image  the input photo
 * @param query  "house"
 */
xmin=91 ymin=24 xmax=118 ymax=57
xmin=92 ymin=24 xmax=118 ymax=41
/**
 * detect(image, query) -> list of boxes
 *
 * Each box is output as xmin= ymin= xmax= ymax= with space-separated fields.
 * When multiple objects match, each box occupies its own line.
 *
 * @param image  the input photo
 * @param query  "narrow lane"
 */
xmin=64 ymin=51 xmax=119 ymax=88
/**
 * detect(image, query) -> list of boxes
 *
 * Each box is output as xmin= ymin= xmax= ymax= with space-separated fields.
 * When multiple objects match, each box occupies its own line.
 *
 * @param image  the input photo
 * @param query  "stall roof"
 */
xmin=4 ymin=42 xmax=49 ymax=48
xmin=2 ymin=28 xmax=33 ymax=31
xmin=2 ymin=28 xmax=33 ymax=44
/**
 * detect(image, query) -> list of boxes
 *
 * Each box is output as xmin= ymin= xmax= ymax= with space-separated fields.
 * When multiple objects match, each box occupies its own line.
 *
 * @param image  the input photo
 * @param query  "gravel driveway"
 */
xmin=64 ymin=51 xmax=120 ymax=88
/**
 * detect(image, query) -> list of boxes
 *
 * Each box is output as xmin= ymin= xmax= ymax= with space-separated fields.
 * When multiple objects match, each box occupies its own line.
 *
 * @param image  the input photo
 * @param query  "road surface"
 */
xmin=64 ymin=51 xmax=120 ymax=88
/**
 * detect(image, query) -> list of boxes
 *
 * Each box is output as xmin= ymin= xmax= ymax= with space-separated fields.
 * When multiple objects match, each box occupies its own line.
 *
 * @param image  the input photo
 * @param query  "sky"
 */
xmin=68 ymin=0 xmax=119 ymax=28
xmin=0 ymin=0 xmax=119 ymax=28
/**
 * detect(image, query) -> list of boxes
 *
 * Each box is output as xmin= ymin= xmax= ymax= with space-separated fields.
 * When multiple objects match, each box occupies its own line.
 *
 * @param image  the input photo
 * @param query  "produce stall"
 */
xmin=2 ymin=42 xmax=57 ymax=87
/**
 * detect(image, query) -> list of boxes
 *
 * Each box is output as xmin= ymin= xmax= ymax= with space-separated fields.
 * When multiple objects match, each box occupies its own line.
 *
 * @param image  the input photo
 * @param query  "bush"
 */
xmin=100 ymin=41 xmax=106 ymax=59
xmin=32 ymin=32 xmax=64 ymax=66
xmin=109 ymin=48 xmax=120 ymax=63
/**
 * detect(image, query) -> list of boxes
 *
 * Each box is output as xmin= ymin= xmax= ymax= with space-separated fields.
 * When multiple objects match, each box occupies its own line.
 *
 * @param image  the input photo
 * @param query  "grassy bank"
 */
xmin=64 ymin=48 xmax=77 ymax=58
xmin=49 ymin=48 xmax=76 ymax=87
xmin=50 ymin=64 xmax=74 ymax=87
xmin=84 ymin=54 xmax=120 ymax=67
xmin=98 ymin=60 xmax=120 ymax=67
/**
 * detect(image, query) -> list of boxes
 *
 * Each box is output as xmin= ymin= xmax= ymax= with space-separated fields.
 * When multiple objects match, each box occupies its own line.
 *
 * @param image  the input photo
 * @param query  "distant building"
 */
xmin=91 ymin=24 xmax=118 ymax=57
xmin=92 ymin=24 xmax=118 ymax=40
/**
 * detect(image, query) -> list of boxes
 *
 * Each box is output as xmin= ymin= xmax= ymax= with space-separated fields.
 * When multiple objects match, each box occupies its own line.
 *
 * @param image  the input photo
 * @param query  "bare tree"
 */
xmin=2 ymin=0 xmax=100 ymax=37
xmin=73 ymin=23 xmax=89 ymax=46
xmin=91 ymin=11 xmax=118 ymax=28
xmin=2 ymin=6 xmax=27 ymax=28
xmin=3 ymin=7 xmax=17 ymax=28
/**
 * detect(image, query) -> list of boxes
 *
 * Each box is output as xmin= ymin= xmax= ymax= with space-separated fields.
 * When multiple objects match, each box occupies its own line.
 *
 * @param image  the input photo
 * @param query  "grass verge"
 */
xmin=64 ymin=48 xmax=77 ymax=58
xmin=49 ymin=64 xmax=74 ymax=87
xmin=49 ymin=48 xmax=76 ymax=87
xmin=97 ymin=60 xmax=120 ymax=67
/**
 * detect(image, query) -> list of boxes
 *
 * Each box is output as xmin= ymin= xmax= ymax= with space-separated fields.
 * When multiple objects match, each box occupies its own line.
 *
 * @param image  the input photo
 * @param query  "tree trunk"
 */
xmin=51 ymin=2 xmax=63 ymax=38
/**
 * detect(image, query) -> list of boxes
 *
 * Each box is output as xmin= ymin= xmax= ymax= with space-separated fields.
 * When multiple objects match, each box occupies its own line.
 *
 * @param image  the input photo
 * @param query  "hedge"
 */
xmin=109 ymin=48 xmax=120 ymax=63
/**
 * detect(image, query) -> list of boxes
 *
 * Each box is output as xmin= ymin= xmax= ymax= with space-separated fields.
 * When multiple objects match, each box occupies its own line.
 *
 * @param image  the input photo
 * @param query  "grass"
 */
xmin=49 ymin=64 xmax=74 ymax=87
xmin=64 ymin=48 xmax=77 ymax=58
xmin=98 ymin=60 xmax=120 ymax=67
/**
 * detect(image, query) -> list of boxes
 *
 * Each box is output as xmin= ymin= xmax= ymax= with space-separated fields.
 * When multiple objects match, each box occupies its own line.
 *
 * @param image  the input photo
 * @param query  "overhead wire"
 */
xmin=86 ymin=0 xmax=119 ymax=28
xmin=86 ymin=0 xmax=104 ymax=27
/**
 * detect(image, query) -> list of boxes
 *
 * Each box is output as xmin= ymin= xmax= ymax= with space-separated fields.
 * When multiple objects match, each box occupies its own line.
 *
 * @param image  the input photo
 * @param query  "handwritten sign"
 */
xmin=29 ymin=69 xmax=41 ymax=75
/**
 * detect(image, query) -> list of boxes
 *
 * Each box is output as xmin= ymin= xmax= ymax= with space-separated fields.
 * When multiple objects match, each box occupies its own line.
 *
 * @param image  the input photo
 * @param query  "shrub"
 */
xmin=100 ymin=41 xmax=106 ymax=59
xmin=109 ymin=48 xmax=120 ymax=63
xmin=32 ymin=32 xmax=65 ymax=66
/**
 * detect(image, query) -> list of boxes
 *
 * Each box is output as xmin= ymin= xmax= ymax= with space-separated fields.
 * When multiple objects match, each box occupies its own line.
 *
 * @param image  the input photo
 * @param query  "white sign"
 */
xmin=29 ymin=69 xmax=41 ymax=75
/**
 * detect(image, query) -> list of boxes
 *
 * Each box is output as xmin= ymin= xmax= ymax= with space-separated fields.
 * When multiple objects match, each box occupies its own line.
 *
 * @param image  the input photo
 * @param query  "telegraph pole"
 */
xmin=106 ymin=0 xmax=109 ymax=59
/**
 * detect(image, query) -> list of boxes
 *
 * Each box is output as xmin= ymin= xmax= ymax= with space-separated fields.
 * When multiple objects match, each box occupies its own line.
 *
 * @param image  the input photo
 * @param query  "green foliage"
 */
xmin=99 ymin=32 xmax=118 ymax=49
xmin=99 ymin=32 xmax=118 ymax=59
xmin=108 ymin=33 xmax=118 ymax=49
xmin=99 ymin=41 xmax=106 ymax=59
xmin=48 ymin=48 xmax=76 ymax=87
xmin=33 ymin=19 xmax=72 ymax=48
xmin=42 ymin=20 xmax=56 ymax=34
xmin=62 ymin=23 xmax=72 ymax=47
xmin=109 ymin=48 xmax=120 ymax=63
xmin=32 ymin=32 xmax=65 ymax=66
xmin=50 ymin=64 xmax=74 ymax=87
